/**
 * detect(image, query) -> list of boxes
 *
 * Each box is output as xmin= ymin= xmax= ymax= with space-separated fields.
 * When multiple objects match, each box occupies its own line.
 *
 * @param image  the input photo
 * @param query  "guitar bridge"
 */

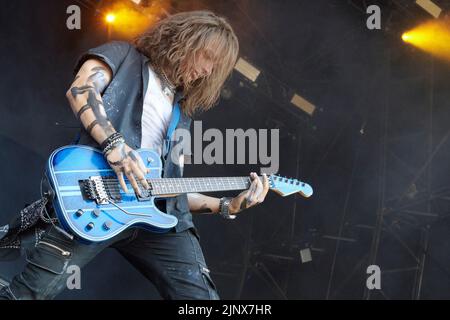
xmin=79 ymin=176 xmax=122 ymax=205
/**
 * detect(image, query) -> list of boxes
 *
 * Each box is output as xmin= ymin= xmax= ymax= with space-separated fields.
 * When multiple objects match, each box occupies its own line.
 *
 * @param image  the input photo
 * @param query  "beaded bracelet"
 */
xmin=101 ymin=132 xmax=125 ymax=155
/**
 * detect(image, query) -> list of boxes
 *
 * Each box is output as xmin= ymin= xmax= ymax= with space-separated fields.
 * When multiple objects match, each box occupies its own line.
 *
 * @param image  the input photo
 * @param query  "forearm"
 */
xmin=187 ymin=173 xmax=270 ymax=217
xmin=187 ymin=193 xmax=221 ymax=215
xmin=66 ymin=60 xmax=116 ymax=145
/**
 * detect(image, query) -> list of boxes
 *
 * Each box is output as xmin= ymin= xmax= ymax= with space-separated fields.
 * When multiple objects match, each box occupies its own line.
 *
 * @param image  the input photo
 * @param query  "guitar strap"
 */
xmin=162 ymin=102 xmax=181 ymax=162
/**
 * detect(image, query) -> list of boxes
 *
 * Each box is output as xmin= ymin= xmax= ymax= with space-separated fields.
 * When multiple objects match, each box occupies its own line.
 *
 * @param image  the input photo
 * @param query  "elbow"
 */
xmin=65 ymin=88 xmax=76 ymax=114
xmin=66 ymin=87 xmax=77 ymax=107
xmin=66 ymin=88 xmax=73 ymax=100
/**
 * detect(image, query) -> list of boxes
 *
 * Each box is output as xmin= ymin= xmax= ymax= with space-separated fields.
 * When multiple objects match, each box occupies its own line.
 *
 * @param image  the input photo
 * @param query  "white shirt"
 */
xmin=141 ymin=64 xmax=174 ymax=155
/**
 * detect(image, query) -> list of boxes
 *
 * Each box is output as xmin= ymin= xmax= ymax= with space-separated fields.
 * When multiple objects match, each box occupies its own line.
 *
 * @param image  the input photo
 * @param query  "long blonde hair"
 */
xmin=135 ymin=10 xmax=239 ymax=116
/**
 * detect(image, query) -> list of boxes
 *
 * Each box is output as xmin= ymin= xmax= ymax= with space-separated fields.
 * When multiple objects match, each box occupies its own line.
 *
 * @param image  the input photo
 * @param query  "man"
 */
xmin=0 ymin=10 xmax=269 ymax=300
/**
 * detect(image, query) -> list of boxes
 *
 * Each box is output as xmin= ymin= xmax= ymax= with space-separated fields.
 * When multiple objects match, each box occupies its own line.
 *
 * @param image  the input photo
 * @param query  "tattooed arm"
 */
xmin=187 ymin=173 xmax=270 ymax=216
xmin=187 ymin=193 xmax=221 ymax=215
xmin=66 ymin=59 xmax=114 ymax=143
xmin=66 ymin=59 xmax=149 ymax=196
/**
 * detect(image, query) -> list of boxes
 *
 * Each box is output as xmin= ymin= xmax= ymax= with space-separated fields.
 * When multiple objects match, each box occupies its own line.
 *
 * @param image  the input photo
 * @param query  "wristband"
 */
xmin=219 ymin=197 xmax=236 ymax=220
xmin=101 ymin=132 xmax=125 ymax=155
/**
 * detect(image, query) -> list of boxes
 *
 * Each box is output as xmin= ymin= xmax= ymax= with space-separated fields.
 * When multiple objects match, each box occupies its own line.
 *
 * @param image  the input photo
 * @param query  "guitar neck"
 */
xmin=147 ymin=176 xmax=261 ymax=196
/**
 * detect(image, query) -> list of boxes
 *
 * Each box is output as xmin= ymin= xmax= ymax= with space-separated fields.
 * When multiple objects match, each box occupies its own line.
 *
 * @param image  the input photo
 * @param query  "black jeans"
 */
xmin=0 ymin=221 xmax=219 ymax=300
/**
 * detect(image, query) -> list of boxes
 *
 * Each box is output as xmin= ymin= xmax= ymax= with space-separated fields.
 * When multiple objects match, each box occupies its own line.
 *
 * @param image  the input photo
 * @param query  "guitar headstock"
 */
xmin=269 ymin=175 xmax=313 ymax=198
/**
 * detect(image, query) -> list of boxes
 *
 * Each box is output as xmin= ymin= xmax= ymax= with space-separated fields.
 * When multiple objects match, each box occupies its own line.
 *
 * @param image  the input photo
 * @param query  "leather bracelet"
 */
xmin=103 ymin=138 xmax=125 ymax=155
xmin=101 ymin=132 xmax=123 ymax=150
xmin=101 ymin=133 xmax=125 ymax=155
xmin=219 ymin=197 xmax=236 ymax=220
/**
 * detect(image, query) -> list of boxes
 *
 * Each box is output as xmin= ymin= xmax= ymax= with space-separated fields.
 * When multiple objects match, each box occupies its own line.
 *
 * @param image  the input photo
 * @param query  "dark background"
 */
xmin=1 ymin=0 xmax=450 ymax=299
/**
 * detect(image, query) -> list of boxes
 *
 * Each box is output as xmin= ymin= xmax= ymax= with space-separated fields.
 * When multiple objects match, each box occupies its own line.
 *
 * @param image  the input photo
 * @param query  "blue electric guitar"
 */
xmin=45 ymin=145 xmax=313 ymax=242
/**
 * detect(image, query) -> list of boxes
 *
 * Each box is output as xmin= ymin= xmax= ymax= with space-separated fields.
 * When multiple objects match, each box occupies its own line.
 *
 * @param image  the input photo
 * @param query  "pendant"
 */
xmin=163 ymin=86 xmax=173 ymax=96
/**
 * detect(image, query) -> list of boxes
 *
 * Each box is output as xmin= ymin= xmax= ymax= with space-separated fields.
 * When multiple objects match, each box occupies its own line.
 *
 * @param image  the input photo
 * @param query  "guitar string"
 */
xmin=98 ymin=178 xmax=254 ymax=189
xmin=96 ymin=177 xmax=277 ymax=196
xmin=99 ymin=181 xmax=252 ymax=195
xmin=98 ymin=177 xmax=258 ymax=187
xmin=84 ymin=176 xmax=287 ymax=198
xmin=99 ymin=186 xmax=250 ymax=197
xmin=93 ymin=180 xmax=251 ymax=199
xmin=97 ymin=179 xmax=299 ymax=198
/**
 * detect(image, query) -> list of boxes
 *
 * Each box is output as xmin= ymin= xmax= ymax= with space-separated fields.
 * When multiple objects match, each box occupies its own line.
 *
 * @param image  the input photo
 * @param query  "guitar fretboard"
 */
xmin=147 ymin=177 xmax=261 ymax=196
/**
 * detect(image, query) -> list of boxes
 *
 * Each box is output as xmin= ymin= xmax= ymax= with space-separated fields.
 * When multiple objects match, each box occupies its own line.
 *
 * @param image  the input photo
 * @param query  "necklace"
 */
xmin=153 ymin=64 xmax=176 ymax=97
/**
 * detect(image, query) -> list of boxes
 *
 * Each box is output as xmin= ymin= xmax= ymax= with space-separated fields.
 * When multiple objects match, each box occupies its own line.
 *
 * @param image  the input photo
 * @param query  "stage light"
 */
xmin=106 ymin=13 xmax=116 ymax=24
xmin=291 ymin=93 xmax=316 ymax=116
xmin=234 ymin=58 xmax=260 ymax=82
xmin=402 ymin=33 xmax=411 ymax=42
xmin=415 ymin=0 xmax=442 ymax=19
xmin=100 ymin=1 xmax=167 ymax=39
xmin=402 ymin=20 xmax=450 ymax=62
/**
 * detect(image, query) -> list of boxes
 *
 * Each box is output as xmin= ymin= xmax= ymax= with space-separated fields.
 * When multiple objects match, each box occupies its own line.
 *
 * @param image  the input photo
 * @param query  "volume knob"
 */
xmin=103 ymin=221 xmax=113 ymax=231
xmin=92 ymin=209 xmax=101 ymax=218
xmin=75 ymin=209 xmax=84 ymax=217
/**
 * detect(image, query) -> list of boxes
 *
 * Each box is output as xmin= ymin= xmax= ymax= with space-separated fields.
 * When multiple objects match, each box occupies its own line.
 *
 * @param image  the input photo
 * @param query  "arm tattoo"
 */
xmin=191 ymin=203 xmax=213 ymax=214
xmin=86 ymin=89 xmax=115 ymax=136
xmin=86 ymin=120 xmax=99 ymax=134
xmin=107 ymin=143 xmax=128 ymax=166
xmin=76 ymin=104 xmax=92 ymax=120
xmin=71 ymin=85 xmax=95 ymax=99
xmin=88 ymin=67 xmax=109 ymax=92
xmin=109 ymin=159 xmax=124 ymax=166
xmin=128 ymin=151 xmax=139 ymax=162
xmin=70 ymin=68 xmax=115 ymax=136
